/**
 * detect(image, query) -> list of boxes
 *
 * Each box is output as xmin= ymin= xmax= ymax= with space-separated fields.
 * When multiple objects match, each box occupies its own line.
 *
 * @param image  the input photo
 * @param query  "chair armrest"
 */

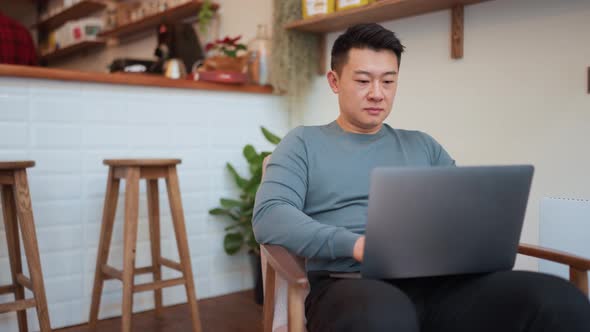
xmin=261 ymin=244 xmax=309 ymax=289
xmin=518 ymin=243 xmax=590 ymax=271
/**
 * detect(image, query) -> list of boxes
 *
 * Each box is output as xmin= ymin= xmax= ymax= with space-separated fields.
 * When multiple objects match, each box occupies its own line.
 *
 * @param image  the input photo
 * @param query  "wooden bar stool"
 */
xmin=0 ymin=161 xmax=52 ymax=332
xmin=88 ymin=159 xmax=201 ymax=332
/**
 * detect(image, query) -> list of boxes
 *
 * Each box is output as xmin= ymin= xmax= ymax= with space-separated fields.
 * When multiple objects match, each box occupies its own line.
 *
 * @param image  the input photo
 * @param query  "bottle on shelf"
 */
xmin=247 ymin=24 xmax=271 ymax=86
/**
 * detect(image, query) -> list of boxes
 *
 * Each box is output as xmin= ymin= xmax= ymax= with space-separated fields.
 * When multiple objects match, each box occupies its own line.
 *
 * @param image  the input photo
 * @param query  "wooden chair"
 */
xmin=261 ymin=244 xmax=590 ymax=332
xmin=88 ymin=159 xmax=202 ymax=332
xmin=0 ymin=161 xmax=52 ymax=332
xmin=259 ymin=157 xmax=590 ymax=332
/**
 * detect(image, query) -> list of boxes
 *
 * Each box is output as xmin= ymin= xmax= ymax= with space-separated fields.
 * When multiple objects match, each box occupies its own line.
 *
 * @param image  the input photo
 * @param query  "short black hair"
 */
xmin=331 ymin=23 xmax=405 ymax=74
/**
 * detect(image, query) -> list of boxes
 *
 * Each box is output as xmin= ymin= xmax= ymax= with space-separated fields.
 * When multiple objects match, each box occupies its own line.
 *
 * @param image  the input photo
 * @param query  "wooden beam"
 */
xmin=133 ymin=277 xmax=185 ymax=293
xmin=263 ymin=263 xmax=276 ymax=332
xmin=570 ymin=267 xmax=589 ymax=296
xmin=160 ymin=257 xmax=183 ymax=272
xmin=288 ymin=284 xmax=306 ymax=332
xmin=135 ymin=266 xmax=155 ymax=275
xmin=16 ymin=274 xmax=32 ymax=291
xmin=102 ymin=265 xmax=123 ymax=281
xmin=0 ymin=172 xmax=14 ymax=184
xmin=0 ymin=299 xmax=36 ymax=314
xmin=0 ymin=284 xmax=16 ymax=295
xmin=451 ymin=5 xmax=464 ymax=59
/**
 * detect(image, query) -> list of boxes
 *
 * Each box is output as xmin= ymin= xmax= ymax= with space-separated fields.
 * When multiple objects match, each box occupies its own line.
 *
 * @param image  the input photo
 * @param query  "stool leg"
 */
xmin=166 ymin=166 xmax=202 ymax=332
xmin=1 ymin=185 xmax=28 ymax=332
xmin=147 ymin=179 xmax=163 ymax=318
xmin=13 ymin=170 xmax=51 ymax=332
xmin=89 ymin=168 xmax=121 ymax=329
xmin=122 ymin=168 xmax=140 ymax=332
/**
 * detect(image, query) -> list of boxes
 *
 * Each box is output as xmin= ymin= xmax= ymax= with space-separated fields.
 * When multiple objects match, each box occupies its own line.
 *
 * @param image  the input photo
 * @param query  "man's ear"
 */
xmin=327 ymin=70 xmax=340 ymax=94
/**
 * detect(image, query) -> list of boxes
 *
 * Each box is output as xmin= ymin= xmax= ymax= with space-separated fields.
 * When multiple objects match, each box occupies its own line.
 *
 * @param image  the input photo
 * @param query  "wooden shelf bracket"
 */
xmin=451 ymin=5 xmax=464 ymax=60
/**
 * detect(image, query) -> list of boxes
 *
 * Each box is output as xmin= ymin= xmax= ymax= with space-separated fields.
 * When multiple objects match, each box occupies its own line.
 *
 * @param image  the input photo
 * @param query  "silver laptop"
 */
xmin=360 ymin=165 xmax=534 ymax=279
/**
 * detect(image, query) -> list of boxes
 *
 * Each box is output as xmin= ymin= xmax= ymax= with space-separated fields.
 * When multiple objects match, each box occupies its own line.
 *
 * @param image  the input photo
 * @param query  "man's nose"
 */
xmin=367 ymin=81 xmax=384 ymax=102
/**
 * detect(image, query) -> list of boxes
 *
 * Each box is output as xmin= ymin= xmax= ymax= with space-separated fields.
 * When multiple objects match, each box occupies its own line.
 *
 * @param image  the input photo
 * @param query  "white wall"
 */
xmin=302 ymin=0 xmax=590 ymax=270
xmin=0 ymin=78 xmax=288 ymax=331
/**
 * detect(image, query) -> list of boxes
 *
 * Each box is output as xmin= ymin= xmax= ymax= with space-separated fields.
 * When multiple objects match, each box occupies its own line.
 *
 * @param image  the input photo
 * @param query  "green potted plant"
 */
xmin=208 ymin=126 xmax=281 ymax=303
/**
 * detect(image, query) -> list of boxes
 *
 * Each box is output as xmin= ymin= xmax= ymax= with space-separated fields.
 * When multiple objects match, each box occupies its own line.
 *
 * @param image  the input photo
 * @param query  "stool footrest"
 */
xmin=160 ymin=257 xmax=183 ymax=272
xmin=0 ymin=284 xmax=16 ymax=295
xmin=135 ymin=266 xmax=155 ymax=275
xmin=17 ymin=274 xmax=32 ymax=291
xmin=134 ymin=277 xmax=185 ymax=293
xmin=102 ymin=265 xmax=157 ymax=281
xmin=0 ymin=298 xmax=36 ymax=314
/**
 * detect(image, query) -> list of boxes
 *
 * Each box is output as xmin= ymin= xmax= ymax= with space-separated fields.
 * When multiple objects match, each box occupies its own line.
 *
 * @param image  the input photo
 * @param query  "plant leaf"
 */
xmin=220 ymin=198 xmax=242 ymax=209
xmin=208 ymin=207 xmax=240 ymax=221
xmin=249 ymin=160 xmax=261 ymax=176
xmin=226 ymin=163 xmax=248 ymax=189
xmin=224 ymin=233 xmax=244 ymax=255
xmin=261 ymin=127 xmax=281 ymax=145
xmin=225 ymin=221 xmax=250 ymax=231
xmin=209 ymin=208 xmax=227 ymax=215
xmin=244 ymin=167 xmax=263 ymax=195
xmin=243 ymin=145 xmax=257 ymax=163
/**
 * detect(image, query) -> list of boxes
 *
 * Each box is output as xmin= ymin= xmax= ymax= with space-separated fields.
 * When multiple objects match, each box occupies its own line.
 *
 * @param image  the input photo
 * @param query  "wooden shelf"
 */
xmin=0 ymin=64 xmax=274 ymax=95
xmin=285 ymin=0 xmax=494 ymax=72
xmin=99 ymin=0 xmax=219 ymax=39
xmin=33 ymin=0 xmax=106 ymax=31
xmin=40 ymin=40 xmax=106 ymax=63
xmin=285 ymin=0 xmax=492 ymax=33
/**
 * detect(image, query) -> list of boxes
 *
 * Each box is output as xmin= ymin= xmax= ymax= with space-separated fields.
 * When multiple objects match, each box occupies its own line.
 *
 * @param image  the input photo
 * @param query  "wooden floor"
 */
xmin=55 ymin=290 xmax=262 ymax=332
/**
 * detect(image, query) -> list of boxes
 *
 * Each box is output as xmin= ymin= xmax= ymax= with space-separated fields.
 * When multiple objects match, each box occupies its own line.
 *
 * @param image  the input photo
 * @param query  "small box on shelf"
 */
xmin=336 ymin=0 xmax=376 ymax=11
xmin=302 ymin=0 xmax=336 ymax=18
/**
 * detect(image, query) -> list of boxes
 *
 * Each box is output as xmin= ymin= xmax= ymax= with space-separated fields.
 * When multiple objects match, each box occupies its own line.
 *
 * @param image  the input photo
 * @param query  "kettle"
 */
xmin=163 ymin=58 xmax=187 ymax=79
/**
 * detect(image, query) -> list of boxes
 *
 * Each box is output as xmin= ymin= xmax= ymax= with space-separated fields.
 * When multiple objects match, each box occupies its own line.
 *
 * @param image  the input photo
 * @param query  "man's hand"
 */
xmin=353 ymin=236 xmax=365 ymax=262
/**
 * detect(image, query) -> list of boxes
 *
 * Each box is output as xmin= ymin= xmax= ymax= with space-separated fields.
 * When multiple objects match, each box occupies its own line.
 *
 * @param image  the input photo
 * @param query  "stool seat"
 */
xmin=103 ymin=159 xmax=181 ymax=167
xmin=0 ymin=161 xmax=35 ymax=170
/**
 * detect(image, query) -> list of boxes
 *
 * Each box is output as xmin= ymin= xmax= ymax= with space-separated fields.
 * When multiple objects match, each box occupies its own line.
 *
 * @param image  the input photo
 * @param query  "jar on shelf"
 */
xmin=247 ymin=24 xmax=271 ymax=86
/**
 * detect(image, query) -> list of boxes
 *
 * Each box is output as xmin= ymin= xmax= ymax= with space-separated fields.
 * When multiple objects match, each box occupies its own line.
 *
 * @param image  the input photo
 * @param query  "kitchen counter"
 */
xmin=0 ymin=64 xmax=274 ymax=95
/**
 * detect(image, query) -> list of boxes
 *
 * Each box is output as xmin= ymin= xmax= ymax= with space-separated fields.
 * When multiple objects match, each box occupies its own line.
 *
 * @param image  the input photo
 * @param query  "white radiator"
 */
xmin=539 ymin=197 xmax=590 ymax=283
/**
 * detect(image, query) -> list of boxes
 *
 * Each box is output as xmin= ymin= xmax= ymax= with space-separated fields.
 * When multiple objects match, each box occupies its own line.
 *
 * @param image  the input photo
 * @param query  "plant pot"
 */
xmin=249 ymin=252 xmax=264 ymax=305
xmin=202 ymin=55 xmax=247 ymax=73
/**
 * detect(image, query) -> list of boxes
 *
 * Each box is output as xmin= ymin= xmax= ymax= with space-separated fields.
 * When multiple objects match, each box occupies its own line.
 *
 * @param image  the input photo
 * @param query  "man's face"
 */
xmin=328 ymin=48 xmax=399 ymax=133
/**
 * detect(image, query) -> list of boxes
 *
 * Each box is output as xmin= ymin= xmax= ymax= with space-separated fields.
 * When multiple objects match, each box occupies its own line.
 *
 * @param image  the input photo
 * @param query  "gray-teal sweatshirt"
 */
xmin=253 ymin=121 xmax=455 ymax=272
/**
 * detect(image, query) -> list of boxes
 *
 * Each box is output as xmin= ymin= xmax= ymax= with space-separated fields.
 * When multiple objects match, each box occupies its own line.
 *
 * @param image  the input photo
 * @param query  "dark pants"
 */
xmin=305 ymin=270 xmax=590 ymax=332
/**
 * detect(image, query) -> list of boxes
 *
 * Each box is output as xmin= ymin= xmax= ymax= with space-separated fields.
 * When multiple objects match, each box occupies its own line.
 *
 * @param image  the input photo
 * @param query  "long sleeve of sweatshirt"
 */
xmin=253 ymin=126 xmax=361 ymax=260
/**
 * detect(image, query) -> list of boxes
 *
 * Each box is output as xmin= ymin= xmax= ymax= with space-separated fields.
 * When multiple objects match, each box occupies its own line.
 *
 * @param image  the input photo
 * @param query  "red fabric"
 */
xmin=0 ymin=12 xmax=38 ymax=66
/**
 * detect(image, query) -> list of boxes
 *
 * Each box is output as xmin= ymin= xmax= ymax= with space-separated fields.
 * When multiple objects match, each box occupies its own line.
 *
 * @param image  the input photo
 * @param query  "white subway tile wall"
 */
xmin=0 ymin=78 xmax=288 ymax=331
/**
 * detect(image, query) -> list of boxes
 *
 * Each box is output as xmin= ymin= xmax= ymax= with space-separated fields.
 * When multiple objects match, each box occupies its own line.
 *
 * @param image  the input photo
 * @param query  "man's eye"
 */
xmin=356 ymin=80 xmax=369 ymax=84
xmin=384 ymin=81 xmax=395 ymax=84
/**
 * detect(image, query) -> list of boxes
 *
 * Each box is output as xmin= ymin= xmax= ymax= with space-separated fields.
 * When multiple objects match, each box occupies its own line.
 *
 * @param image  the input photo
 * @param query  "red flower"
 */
xmin=215 ymin=35 xmax=242 ymax=46
xmin=229 ymin=35 xmax=242 ymax=45
xmin=205 ymin=42 xmax=215 ymax=52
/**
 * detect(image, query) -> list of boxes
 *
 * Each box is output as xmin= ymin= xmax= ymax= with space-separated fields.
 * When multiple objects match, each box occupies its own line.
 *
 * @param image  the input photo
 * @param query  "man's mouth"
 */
xmin=364 ymin=108 xmax=384 ymax=115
